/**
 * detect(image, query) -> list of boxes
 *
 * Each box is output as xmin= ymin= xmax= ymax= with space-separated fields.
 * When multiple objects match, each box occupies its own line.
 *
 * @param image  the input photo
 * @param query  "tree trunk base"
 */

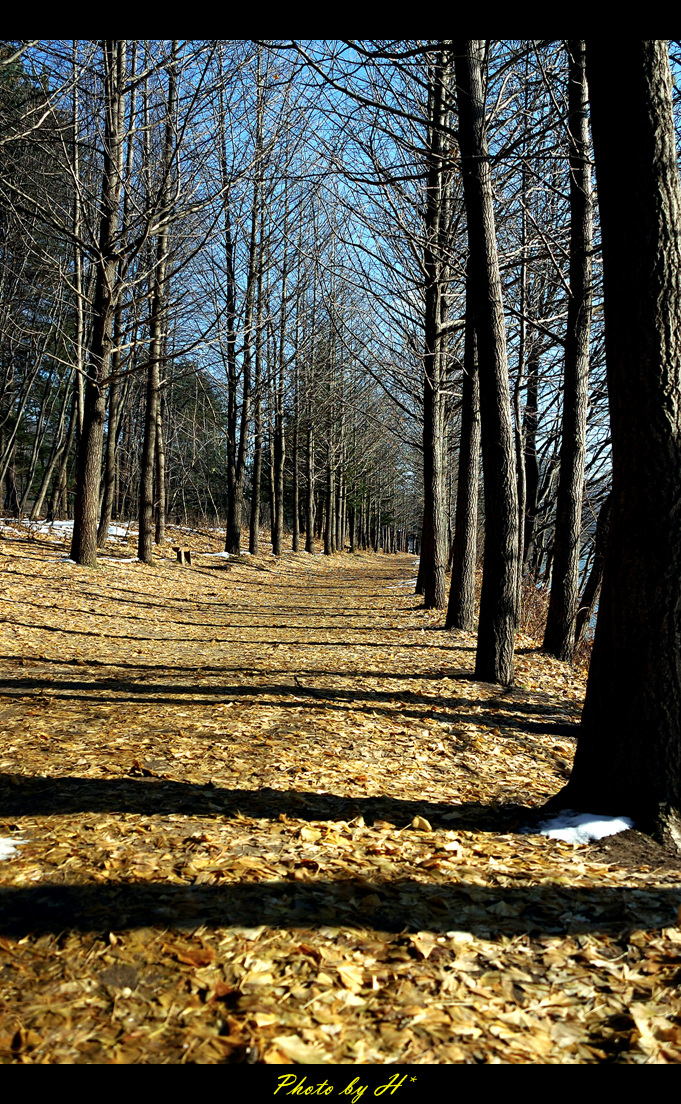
xmin=537 ymin=785 xmax=681 ymax=856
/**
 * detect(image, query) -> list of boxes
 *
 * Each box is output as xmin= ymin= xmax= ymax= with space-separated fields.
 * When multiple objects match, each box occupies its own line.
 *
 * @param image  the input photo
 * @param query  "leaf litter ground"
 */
xmin=0 ymin=523 xmax=680 ymax=1065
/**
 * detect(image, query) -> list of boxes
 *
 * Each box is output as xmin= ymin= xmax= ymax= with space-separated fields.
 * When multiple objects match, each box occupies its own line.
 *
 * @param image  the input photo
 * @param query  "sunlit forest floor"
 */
xmin=0 ymin=521 xmax=680 ymax=1064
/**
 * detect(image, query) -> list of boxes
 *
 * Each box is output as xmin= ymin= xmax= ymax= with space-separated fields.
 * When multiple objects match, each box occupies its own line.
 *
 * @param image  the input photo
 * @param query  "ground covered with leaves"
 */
xmin=0 ymin=521 xmax=680 ymax=1065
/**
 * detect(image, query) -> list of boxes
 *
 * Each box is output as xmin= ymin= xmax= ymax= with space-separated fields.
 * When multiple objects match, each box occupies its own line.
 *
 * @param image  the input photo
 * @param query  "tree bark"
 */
xmin=305 ymin=423 xmax=315 ymax=553
xmin=70 ymin=41 xmax=126 ymax=567
xmin=420 ymin=48 xmax=449 ymax=610
xmin=446 ymin=318 xmax=480 ymax=630
xmin=543 ymin=41 xmax=593 ymax=662
xmin=573 ymin=490 xmax=611 ymax=653
xmin=552 ymin=41 xmax=681 ymax=849
xmin=138 ymin=44 xmax=176 ymax=566
xmin=454 ymin=40 xmax=519 ymax=685
xmin=522 ymin=352 xmax=540 ymax=569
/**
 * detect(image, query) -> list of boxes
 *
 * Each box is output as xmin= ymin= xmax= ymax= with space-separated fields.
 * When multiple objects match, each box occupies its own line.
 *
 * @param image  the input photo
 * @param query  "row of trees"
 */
xmin=2 ymin=39 xmax=681 ymax=843
xmin=277 ymin=40 xmax=611 ymax=676
xmin=0 ymin=41 xmax=424 ymax=562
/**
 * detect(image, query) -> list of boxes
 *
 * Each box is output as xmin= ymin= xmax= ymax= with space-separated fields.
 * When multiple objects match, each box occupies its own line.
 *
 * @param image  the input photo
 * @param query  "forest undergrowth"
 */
xmin=0 ymin=521 xmax=680 ymax=1065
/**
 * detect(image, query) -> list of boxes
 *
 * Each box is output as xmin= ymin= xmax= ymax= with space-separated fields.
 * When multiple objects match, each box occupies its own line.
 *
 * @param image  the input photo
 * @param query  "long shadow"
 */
xmin=0 ymin=773 xmax=527 ymax=825
xmin=0 ymin=656 xmax=481 ymax=677
xmin=2 ymin=618 xmax=455 ymax=644
xmin=0 ymin=673 xmax=576 ymax=716
xmin=2 ymin=598 xmax=406 ymax=624
xmin=0 ymin=675 xmax=579 ymax=742
xmin=1 ymin=878 xmax=679 ymax=940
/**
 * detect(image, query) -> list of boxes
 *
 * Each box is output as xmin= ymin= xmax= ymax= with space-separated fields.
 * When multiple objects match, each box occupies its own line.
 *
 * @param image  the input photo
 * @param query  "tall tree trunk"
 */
xmin=71 ymin=41 xmax=126 ymax=567
xmin=324 ymin=462 xmax=334 ymax=556
xmin=420 ymin=48 xmax=449 ymax=610
xmin=138 ymin=43 xmax=176 ymax=565
xmin=543 ymin=41 xmax=593 ymax=661
xmin=522 ymin=352 xmax=540 ymax=568
xmin=98 ymin=43 xmax=138 ymax=549
xmin=249 ymin=348 xmax=263 ymax=556
xmin=553 ymin=41 xmax=681 ymax=850
xmin=455 ymin=39 xmax=519 ymax=685
xmin=155 ymin=386 xmax=166 ymax=545
xmin=446 ymin=318 xmax=480 ymax=630
xmin=292 ymin=366 xmax=300 ymax=552
xmin=305 ymin=424 xmax=315 ymax=553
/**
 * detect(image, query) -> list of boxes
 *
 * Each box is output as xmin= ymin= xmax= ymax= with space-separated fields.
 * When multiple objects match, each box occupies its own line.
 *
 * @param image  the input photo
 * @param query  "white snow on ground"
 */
xmin=0 ymin=837 xmax=25 ymax=861
xmin=101 ymin=557 xmax=138 ymax=563
xmin=527 ymin=810 xmax=634 ymax=845
xmin=199 ymin=551 xmax=230 ymax=558
xmin=19 ymin=519 xmax=132 ymax=539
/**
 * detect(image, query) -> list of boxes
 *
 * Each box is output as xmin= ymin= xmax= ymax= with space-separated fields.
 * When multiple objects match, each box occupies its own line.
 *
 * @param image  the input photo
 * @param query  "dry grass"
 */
xmin=517 ymin=573 xmax=593 ymax=672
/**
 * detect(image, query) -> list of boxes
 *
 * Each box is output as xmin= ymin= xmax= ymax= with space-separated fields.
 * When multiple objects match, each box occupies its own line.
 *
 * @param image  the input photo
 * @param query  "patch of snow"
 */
xmin=23 ymin=518 xmax=73 ymax=534
xmin=59 ymin=557 xmax=77 ymax=564
xmin=527 ymin=810 xmax=634 ymax=845
xmin=102 ymin=557 xmax=138 ymax=563
xmin=200 ymin=551 xmax=230 ymax=558
xmin=17 ymin=519 xmax=129 ymax=539
xmin=0 ymin=836 xmax=26 ymax=861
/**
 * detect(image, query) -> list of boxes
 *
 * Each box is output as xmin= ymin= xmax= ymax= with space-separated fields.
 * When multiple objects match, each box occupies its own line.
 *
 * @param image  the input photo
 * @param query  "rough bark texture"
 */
xmin=420 ymin=51 xmax=449 ymax=610
xmin=446 ymin=318 xmax=480 ymax=630
xmin=574 ymin=490 xmax=611 ymax=653
xmin=70 ymin=42 xmax=126 ymax=568
xmin=554 ymin=42 xmax=681 ymax=850
xmin=455 ymin=40 xmax=519 ymax=685
xmin=543 ymin=41 xmax=592 ymax=662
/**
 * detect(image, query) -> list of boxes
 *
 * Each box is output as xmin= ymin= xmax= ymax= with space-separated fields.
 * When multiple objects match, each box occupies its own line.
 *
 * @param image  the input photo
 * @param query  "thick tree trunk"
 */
xmin=553 ymin=42 xmax=681 ymax=850
xmin=455 ymin=40 xmax=519 ymax=686
xmin=543 ymin=41 xmax=593 ymax=662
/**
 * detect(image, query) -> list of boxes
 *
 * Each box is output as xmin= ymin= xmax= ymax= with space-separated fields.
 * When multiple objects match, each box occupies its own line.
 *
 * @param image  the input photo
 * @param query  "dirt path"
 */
xmin=0 ymin=527 xmax=680 ymax=1064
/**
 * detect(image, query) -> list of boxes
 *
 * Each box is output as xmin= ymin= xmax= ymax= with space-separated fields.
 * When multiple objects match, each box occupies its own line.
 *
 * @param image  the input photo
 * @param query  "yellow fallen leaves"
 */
xmin=0 ymin=530 xmax=680 ymax=1065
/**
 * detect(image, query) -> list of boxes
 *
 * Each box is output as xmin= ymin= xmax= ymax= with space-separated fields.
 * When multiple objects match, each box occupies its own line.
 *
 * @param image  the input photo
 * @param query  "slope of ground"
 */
xmin=0 ymin=522 xmax=680 ymax=1065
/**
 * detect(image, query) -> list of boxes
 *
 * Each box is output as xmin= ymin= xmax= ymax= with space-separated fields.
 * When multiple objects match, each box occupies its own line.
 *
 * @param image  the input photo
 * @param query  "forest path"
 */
xmin=0 ymin=526 xmax=680 ymax=1064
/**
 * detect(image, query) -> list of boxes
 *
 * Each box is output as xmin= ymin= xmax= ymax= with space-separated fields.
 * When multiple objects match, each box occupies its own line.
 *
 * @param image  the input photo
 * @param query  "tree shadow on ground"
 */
xmin=1 ymin=877 xmax=679 ymax=941
xmin=2 ymin=777 xmax=680 ymax=941
xmin=0 ymin=772 xmax=528 ymax=829
xmin=0 ymin=672 xmax=580 ymax=740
